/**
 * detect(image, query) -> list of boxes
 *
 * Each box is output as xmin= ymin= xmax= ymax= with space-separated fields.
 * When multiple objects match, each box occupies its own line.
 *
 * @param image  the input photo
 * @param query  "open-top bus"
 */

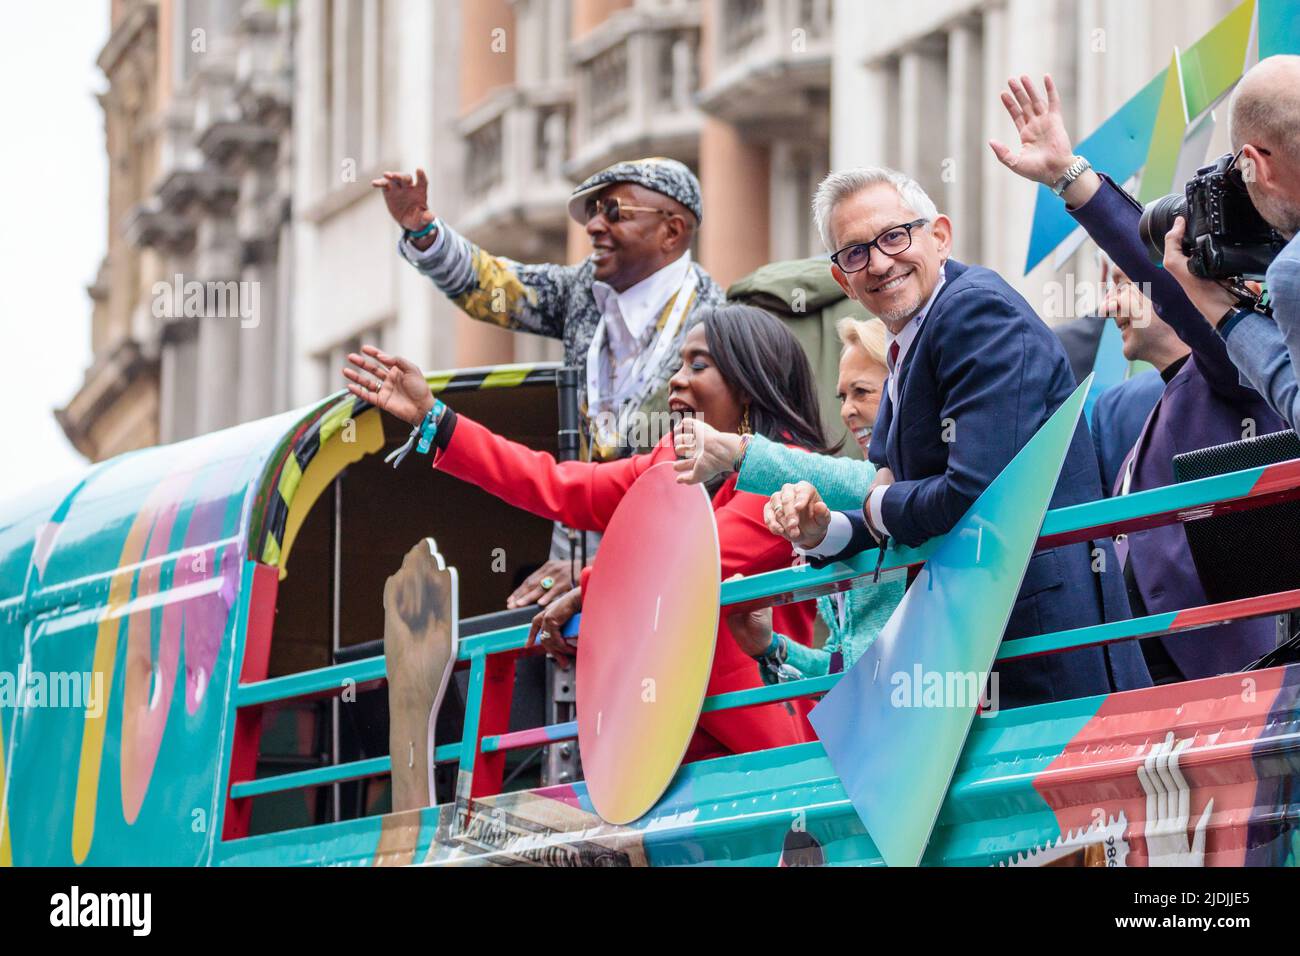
xmin=3 ymin=363 xmax=1299 ymax=867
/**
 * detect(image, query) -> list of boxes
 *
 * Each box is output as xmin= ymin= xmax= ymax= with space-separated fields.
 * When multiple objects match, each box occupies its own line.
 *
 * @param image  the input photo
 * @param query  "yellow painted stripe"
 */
xmin=426 ymin=372 xmax=454 ymax=394
xmin=261 ymin=534 xmax=282 ymax=567
xmin=481 ymin=365 xmax=533 ymax=389
xmin=71 ymin=560 xmax=135 ymax=864
xmin=277 ymin=410 xmax=383 ymax=581
xmin=317 ymin=399 xmax=357 ymax=446
xmin=276 ymin=455 xmax=303 ymax=505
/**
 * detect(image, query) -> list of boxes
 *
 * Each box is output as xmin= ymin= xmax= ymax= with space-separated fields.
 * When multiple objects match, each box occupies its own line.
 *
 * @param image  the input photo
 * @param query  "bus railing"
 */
xmin=225 ymin=456 xmax=1300 ymax=817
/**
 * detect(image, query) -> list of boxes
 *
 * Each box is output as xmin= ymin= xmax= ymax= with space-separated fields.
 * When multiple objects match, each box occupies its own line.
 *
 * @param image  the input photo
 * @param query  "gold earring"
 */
xmin=739 ymin=405 xmax=751 ymax=435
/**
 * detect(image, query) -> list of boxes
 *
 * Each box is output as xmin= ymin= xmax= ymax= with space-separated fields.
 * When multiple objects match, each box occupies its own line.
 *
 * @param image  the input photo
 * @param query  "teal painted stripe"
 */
xmin=481 ymin=721 xmax=576 ymax=754
xmin=235 ymin=655 xmax=387 ymax=707
xmin=458 ymin=623 xmax=534 ymax=658
xmin=433 ymin=742 xmax=460 ymax=763
xmin=228 ymin=743 xmax=463 ymax=800
xmin=997 ymin=610 xmax=1181 ymax=661
xmin=1039 ymin=464 xmax=1265 ymax=538
xmin=230 ymin=756 xmax=393 ymax=799
xmin=481 ymin=675 xmax=840 ymax=754
xmin=717 ymin=558 xmax=923 ymax=608
xmin=700 ymin=673 xmax=840 ymax=712
xmin=458 ymin=653 xmax=488 ymax=776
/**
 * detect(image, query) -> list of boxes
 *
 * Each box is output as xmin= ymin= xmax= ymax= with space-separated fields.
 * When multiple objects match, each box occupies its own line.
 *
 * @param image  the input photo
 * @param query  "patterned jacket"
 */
xmin=399 ymin=221 xmax=724 ymax=457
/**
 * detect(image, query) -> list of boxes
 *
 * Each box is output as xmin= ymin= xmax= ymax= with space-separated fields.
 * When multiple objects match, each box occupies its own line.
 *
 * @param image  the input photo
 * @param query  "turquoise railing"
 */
xmin=226 ymin=457 xmax=1300 ymax=813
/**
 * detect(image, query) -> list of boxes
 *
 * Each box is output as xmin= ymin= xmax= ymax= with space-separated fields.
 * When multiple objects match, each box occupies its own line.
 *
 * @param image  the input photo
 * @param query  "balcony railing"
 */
xmin=455 ymin=88 xmax=576 ymax=257
xmin=698 ymin=0 xmax=832 ymax=136
xmin=568 ymin=4 xmax=702 ymax=179
xmin=465 ymin=114 xmax=506 ymax=198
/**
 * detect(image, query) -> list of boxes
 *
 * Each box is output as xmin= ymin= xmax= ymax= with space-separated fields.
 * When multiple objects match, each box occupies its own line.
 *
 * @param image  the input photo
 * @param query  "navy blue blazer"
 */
xmin=1091 ymin=370 xmax=1164 ymax=494
xmin=1070 ymin=176 xmax=1286 ymax=680
xmin=818 ymin=258 xmax=1152 ymax=709
xmin=1054 ymin=315 xmax=1106 ymax=386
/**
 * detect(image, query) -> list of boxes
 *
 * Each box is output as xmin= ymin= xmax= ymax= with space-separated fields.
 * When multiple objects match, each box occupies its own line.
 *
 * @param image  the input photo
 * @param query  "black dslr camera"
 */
xmin=1139 ymin=151 xmax=1286 ymax=281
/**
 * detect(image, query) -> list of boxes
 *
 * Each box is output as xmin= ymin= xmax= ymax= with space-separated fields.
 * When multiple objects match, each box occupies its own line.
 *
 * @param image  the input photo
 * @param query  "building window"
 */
xmin=655 ymin=30 xmax=698 ymax=112
xmin=722 ymin=0 xmax=765 ymax=58
xmin=466 ymin=116 xmax=505 ymax=196
xmin=588 ymin=42 xmax=630 ymax=134
xmin=320 ymin=0 xmax=386 ymax=196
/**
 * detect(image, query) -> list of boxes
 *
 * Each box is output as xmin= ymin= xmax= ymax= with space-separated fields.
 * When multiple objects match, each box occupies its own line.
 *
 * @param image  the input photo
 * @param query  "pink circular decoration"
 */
xmin=577 ymin=462 xmax=720 ymax=824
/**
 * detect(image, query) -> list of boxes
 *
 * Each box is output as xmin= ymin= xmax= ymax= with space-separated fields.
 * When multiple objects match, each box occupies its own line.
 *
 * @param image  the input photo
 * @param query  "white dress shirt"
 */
xmin=587 ymin=251 xmax=693 ymax=417
xmin=803 ymin=269 xmax=948 ymax=557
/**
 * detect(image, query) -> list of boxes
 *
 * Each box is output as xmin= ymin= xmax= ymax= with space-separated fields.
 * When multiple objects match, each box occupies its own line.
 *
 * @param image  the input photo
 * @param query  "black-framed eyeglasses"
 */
xmin=1228 ymin=144 xmax=1273 ymax=175
xmin=831 ymin=218 xmax=930 ymax=274
xmin=583 ymin=196 xmax=674 ymax=225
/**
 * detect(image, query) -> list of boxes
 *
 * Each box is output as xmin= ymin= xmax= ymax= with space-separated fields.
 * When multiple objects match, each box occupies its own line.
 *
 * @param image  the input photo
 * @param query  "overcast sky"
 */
xmin=0 ymin=2 xmax=107 ymax=502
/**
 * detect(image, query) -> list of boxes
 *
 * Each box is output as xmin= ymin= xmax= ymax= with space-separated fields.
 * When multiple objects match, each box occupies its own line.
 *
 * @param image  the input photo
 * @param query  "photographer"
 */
xmin=1159 ymin=55 xmax=1300 ymax=430
xmin=990 ymin=73 xmax=1285 ymax=681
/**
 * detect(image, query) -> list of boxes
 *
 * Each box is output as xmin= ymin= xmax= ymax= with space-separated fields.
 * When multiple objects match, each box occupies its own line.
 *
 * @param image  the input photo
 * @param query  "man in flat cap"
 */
xmin=374 ymin=158 xmax=722 ymax=602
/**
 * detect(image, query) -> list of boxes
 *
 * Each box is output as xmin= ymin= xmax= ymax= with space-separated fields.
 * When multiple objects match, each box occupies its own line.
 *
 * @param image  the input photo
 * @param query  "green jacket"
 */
xmin=728 ymin=258 xmax=874 ymax=458
xmin=736 ymin=433 xmax=905 ymax=684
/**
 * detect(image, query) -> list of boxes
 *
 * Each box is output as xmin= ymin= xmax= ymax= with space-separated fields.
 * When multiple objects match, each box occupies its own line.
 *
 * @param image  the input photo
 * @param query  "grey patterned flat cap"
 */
xmin=567 ymin=157 xmax=703 ymax=225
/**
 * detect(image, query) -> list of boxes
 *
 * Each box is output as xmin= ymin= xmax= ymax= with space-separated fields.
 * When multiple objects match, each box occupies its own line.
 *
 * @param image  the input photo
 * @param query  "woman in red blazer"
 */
xmin=344 ymin=305 xmax=837 ymax=760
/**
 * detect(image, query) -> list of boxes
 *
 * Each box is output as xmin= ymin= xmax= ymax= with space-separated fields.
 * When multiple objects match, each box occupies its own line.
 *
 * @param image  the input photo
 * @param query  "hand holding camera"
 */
xmin=1139 ymin=151 xmax=1287 ymax=286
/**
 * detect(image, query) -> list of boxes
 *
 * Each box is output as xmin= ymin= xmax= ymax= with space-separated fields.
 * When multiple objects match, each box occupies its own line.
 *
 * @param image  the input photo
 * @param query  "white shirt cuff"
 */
xmin=867 ymin=485 xmax=890 ymax=538
xmin=797 ymin=512 xmax=853 ymax=559
xmin=399 ymin=220 xmax=447 ymax=263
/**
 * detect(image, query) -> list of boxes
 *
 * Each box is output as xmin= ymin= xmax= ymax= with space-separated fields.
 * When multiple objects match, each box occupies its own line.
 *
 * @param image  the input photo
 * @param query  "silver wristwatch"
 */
xmin=1051 ymin=156 xmax=1092 ymax=196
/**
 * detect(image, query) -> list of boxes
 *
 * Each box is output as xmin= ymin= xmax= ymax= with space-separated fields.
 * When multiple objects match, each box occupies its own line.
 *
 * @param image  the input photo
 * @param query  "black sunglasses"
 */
xmin=831 ymin=218 xmax=930 ymax=274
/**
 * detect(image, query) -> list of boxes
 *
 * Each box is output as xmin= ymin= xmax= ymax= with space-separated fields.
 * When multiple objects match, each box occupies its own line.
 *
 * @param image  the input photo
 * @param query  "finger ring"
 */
xmin=540 ymin=576 xmax=555 ymax=591
xmin=773 ymin=501 xmax=784 ymax=514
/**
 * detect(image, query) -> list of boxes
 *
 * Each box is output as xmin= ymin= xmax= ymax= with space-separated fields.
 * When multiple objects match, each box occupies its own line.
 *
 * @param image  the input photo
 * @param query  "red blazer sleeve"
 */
xmin=713 ymin=492 xmax=797 ymax=582
xmin=432 ymin=413 xmax=670 ymax=532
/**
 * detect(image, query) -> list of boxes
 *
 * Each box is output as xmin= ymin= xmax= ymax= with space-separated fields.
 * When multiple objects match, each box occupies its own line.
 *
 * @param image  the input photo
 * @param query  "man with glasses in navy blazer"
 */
xmin=785 ymin=166 xmax=1152 ymax=708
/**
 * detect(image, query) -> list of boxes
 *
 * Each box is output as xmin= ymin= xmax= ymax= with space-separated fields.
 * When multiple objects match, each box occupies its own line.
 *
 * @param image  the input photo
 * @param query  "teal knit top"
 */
xmin=736 ymin=434 xmax=905 ymax=684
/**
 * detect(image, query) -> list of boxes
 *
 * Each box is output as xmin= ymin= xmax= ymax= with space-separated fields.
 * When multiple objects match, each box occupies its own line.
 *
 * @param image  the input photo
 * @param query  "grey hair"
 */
xmin=812 ymin=166 xmax=942 ymax=252
xmin=1229 ymin=54 xmax=1300 ymax=155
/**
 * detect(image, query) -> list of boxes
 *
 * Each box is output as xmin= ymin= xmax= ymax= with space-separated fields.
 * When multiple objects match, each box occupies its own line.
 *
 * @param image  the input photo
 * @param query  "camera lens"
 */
xmin=1138 ymin=193 xmax=1188 ymax=265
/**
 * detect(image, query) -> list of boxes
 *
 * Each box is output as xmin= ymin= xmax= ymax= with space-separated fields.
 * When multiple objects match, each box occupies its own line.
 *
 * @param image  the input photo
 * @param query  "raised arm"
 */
xmin=374 ymin=169 xmax=576 ymax=340
xmin=990 ymin=74 xmax=1250 ymax=398
xmin=343 ymin=345 xmax=650 ymax=531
